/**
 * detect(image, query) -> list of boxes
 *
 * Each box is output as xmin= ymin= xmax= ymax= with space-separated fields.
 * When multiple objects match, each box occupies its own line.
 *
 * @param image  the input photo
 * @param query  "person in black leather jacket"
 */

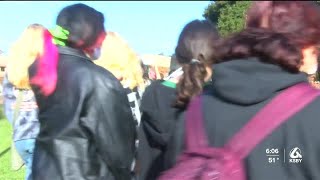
xmin=28 ymin=4 xmax=136 ymax=180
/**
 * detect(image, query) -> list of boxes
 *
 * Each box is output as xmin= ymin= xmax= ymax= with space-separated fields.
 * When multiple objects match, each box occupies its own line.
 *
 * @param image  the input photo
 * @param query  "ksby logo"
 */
xmin=289 ymin=147 xmax=302 ymax=163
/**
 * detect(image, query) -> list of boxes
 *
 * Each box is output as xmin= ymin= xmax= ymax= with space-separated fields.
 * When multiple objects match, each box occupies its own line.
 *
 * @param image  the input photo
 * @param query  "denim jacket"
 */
xmin=3 ymin=73 xmax=39 ymax=141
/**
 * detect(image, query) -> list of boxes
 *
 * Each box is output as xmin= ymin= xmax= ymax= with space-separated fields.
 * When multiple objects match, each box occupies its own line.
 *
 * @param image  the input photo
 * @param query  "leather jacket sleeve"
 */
xmin=80 ymin=72 xmax=136 ymax=179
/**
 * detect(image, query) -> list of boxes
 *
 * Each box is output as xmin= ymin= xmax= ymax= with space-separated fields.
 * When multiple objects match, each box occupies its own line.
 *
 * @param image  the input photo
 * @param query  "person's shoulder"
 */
xmin=141 ymin=80 xmax=177 ymax=109
xmin=148 ymin=80 xmax=177 ymax=91
xmin=65 ymin=56 xmax=116 ymax=81
xmin=280 ymin=93 xmax=320 ymax=136
xmin=65 ymin=58 xmax=122 ymax=91
xmin=57 ymin=50 xmax=117 ymax=84
xmin=301 ymin=95 xmax=320 ymax=116
xmin=147 ymin=80 xmax=165 ymax=89
xmin=90 ymin=64 xmax=120 ymax=83
xmin=143 ymin=80 xmax=170 ymax=97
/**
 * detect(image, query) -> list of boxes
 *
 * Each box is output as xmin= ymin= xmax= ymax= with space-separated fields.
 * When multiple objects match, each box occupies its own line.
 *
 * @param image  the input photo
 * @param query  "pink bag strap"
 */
xmin=185 ymin=96 xmax=208 ymax=150
xmin=226 ymin=82 xmax=320 ymax=159
xmin=185 ymin=82 xmax=320 ymax=154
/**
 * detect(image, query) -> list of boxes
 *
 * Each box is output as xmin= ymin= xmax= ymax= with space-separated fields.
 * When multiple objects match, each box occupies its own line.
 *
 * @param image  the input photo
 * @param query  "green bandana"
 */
xmin=49 ymin=25 xmax=69 ymax=46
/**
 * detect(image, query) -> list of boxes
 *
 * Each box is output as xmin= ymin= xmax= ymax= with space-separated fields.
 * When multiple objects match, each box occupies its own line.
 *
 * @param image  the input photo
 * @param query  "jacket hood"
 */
xmin=212 ymin=58 xmax=308 ymax=105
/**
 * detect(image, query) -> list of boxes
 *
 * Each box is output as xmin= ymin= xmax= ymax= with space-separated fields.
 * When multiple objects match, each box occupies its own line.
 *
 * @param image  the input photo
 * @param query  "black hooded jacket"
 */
xmin=140 ymin=58 xmax=320 ymax=180
xmin=29 ymin=46 xmax=136 ymax=180
xmin=138 ymin=79 xmax=178 ymax=179
xmin=138 ymin=78 xmax=213 ymax=179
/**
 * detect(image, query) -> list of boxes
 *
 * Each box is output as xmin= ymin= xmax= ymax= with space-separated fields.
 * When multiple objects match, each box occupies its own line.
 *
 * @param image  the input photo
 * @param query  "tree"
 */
xmin=204 ymin=1 xmax=320 ymax=37
xmin=216 ymin=1 xmax=251 ymax=37
xmin=203 ymin=1 xmax=238 ymax=25
xmin=203 ymin=1 xmax=251 ymax=37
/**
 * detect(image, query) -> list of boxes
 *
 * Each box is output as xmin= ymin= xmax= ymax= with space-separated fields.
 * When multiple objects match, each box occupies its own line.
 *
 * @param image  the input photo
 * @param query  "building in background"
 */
xmin=139 ymin=54 xmax=171 ymax=80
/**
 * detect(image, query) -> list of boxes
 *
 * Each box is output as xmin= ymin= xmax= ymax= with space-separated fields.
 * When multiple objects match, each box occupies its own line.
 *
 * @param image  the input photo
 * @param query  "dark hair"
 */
xmin=215 ymin=1 xmax=320 ymax=73
xmin=174 ymin=19 xmax=220 ymax=108
xmin=56 ymin=3 xmax=105 ymax=49
xmin=28 ymin=23 xmax=44 ymax=29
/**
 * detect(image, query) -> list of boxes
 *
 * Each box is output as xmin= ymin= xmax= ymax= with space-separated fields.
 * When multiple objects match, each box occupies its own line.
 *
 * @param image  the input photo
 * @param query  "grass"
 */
xmin=0 ymin=118 xmax=25 ymax=180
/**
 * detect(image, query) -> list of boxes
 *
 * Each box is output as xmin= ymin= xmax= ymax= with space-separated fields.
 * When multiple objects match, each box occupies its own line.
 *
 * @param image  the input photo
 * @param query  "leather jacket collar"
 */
xmin=58 ymin=46 xmax=92 ymax=63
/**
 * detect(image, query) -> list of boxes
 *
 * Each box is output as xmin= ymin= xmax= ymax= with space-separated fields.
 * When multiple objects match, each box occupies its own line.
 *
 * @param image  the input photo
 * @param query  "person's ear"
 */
xmin=299 ymin=46 xmax=318 ymax=75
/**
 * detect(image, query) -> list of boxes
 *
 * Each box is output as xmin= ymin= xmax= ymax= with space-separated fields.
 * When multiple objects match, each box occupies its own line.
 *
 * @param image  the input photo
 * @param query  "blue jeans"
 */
xmin=15 ymin=139 xmax=35 ymax=180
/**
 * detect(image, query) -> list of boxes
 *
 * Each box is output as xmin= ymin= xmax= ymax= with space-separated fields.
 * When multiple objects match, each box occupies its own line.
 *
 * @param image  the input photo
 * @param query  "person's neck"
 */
xmin=205 ymin=66 xmax=213 ymax=82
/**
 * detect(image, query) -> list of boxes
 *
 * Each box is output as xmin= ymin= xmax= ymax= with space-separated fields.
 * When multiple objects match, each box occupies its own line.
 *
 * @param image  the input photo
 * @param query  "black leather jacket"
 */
xmin=29 ymin=46 xmax=136 ymax=180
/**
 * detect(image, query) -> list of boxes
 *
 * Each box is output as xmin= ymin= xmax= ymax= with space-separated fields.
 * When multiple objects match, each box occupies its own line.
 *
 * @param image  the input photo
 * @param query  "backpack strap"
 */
xmin=226 ymin=82 xmax=320 ymax=159
xmin=185 ymin=95 xmax=208 ymax=150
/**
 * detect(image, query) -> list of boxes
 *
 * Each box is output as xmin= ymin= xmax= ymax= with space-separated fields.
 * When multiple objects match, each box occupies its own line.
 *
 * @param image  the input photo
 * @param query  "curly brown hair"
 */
xmin=215 ymin=1 xmax=320 ymax=73
xmin=174 ymin=19 xmax=220 ymax=109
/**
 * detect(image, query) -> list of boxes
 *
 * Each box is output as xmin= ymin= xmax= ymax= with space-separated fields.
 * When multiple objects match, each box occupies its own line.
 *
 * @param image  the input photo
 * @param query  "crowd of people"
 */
xmin=3 ymin=1 xmax=320 ymax=180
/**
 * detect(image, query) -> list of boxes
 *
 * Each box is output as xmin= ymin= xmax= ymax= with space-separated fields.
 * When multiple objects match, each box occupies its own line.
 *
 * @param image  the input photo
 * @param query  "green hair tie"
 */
xmin=49 ymin=25 xmax=70 ymax=46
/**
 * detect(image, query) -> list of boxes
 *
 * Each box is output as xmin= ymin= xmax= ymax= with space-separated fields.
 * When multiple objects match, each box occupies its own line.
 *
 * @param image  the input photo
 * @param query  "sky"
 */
xmin=0 ymin=1 xmax=211 ymax=56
